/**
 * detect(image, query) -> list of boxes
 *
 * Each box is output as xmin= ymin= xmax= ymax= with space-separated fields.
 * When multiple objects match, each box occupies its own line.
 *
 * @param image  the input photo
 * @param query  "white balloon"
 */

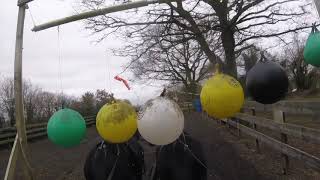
xmin=138 ymin=97 xmax=184 ymax=145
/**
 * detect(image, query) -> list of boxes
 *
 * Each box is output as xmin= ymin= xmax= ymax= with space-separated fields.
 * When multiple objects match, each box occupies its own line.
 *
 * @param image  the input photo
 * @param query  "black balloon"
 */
xmin=246 ymin=61 xmax=288 ymax=104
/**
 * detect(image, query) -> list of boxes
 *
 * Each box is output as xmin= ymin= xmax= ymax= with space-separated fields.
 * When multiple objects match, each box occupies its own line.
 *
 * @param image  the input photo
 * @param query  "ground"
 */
xmin=0 ymin=112 xmax=319 ymax=179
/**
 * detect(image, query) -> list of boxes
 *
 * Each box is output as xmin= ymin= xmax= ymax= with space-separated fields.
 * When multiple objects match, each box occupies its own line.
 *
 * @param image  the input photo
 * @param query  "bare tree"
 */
xmin=129 ymin=28 xmax=212 ymax=93
xmin=0 ymin=77 xmax=15 ymax=126
xmin=240 ymin=45 xmax=261 ymax=74
xmin=33 ymin=91 xmax=58 ymax=122
xmin=0 ymin=112 xmax=5 ymax=128
xmin=281 ymin=35 xmax=317 ymax=91
xmin=23 ymin=80 xmax=41 ymax=123
xmin=0 ymin=76 xmax=106 ymax=124
xmin=80 ymin=92 xmax=96 ymax=116
xmin=80 ymin=0 xmax=315 ymax=78
xmin=95 ymin=89 xmax=115 ymax=110
xmin=0 ymin=78 xmax=40 ymax=125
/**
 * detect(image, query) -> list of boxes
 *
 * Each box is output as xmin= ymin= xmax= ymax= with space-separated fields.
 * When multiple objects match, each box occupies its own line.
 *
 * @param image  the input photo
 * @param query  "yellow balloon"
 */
xmin=200 ymin=72 xmax=244 ymax=119
xmin=96 ymin=101 xmax=137 ymax=143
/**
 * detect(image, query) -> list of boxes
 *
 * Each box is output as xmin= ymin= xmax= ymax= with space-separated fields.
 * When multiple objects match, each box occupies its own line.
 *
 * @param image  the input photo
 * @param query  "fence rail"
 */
xmin=235 ymin=113 xmax=320 ymax=144
xmin=180 ymin=100 xmax=320 ymax=173
xmin=218 ymin=110 xmax=320 ymax=173
xmin=179 ymin=102 xmax=193 ymax=111
xmin=0 ymin=116 xmax=96 ymax=146
xmin=227 ymin=119 xmax=320 ymax=171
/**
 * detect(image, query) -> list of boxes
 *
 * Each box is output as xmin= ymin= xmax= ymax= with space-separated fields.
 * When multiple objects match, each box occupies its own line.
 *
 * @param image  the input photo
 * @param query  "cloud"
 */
xmin=0 ymin=0 xmax=161 ymax=105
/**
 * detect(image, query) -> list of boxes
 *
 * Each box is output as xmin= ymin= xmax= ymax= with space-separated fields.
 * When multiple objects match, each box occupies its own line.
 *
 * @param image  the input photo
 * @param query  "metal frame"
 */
xmin=17 ymin=0 xmax=33 ymax=6
xmin=32 ymin=0 xmax=174 ymax=32
xmin=5 ymin=0 xmax=320 ymax=179
xmin=313 ymin=0 xmax=320 ymax=18
xmin=5 ymin=0 xmax=171 ymax=179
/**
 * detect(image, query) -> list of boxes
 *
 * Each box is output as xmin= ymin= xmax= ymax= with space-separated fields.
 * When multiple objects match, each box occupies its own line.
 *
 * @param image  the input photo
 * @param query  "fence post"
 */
xmin=236 ymin=118 xmax=241 ymax=136
xmin=251 ymin=108 xmax=260 ymax=153
xmin=227 ymin=118 xmax=230 ymax=127
xmin=273 ymin=110 xmax=289 ymax=175
xmin=8 ymin=136 xmax=13 ymax=149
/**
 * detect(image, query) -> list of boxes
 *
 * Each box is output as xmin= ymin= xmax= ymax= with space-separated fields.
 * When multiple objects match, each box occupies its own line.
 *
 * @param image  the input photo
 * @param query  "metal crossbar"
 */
xmin=32 ymin=0 xmax=174 ymax=32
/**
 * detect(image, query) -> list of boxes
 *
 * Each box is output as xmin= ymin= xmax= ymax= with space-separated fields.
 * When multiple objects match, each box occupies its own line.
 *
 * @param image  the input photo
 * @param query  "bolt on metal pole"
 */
xmin=313 ymin=0 xmax=320 ymax=18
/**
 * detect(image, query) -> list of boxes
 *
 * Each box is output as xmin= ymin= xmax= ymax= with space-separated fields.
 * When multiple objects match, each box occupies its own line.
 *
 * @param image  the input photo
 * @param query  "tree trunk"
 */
xmin=186 ymin=82 xmax=198 ymax=94
xmin=172 ymin=3 xmax=223 ymax=67
xmin=184 ymin=82 xmax=199 ymax=103
xmin=221 ymin=28 xmax=237 ymax=78
xmin=195 ymin=35 xmax=222 ymax=65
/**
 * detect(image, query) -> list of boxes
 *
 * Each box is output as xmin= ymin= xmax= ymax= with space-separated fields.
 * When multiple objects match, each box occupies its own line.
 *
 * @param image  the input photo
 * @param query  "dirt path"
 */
xmin=0 ymin=113 xmax=265 ymax=180
xmin=184 ymin=112 xmax=262 ymax=180
xmin=192 ymin=112 xmax=320 ymax=180
xmin=0 ymin=127 xmax=100 ymax=180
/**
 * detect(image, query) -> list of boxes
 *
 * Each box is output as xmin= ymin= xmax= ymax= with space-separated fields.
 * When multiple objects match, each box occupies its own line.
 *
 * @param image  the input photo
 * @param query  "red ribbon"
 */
xmin=114 ymin=75 xmax=130 ymax=90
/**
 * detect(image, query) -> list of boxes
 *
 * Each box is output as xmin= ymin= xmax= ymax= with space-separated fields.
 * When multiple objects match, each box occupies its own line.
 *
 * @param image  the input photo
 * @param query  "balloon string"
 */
xmin=259 ymin=51 xmax=267 ymax=62
xmin=57 ymin=26 xmax=64 ymax=108
xmin=116 ymin=144 xmax=120 ymax=155
xmin=150 ymin=148 xmax=158 ymax=179
xmin=143 ymin=151 xmax=158 ymax=155
xmin=106 ymin=53 xmax=112 ymax=93
xmin=96 ymin=142 xmax=120 ymax=180
xmin=27 ymin=6 xmax=37 ymax=27
xmin=312 ymin=22 xmax=319 ymax=33
xmin=132 ymin=91 xmax=140 ymax=106
xmin=107 ymin=152 xmax=119 ymax=180
xmin=178 ymin=139 xmax=221 ymax=180
xmin=182 ymin=132 xmax=187 ymax=147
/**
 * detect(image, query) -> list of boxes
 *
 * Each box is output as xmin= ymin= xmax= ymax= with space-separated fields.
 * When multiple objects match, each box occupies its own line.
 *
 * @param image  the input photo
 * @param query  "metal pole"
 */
xmin=4 ymin=3 xmax=34 ymax=180
xmin=32 ymin=0 xmax=173 ymax=32
xmin=4 ymin=135 xmax=19 ymax=180
xmin=18 ymin=0 xmax=34 ymax=6
xmin=313 ymin=0 xmax=320 ymax=18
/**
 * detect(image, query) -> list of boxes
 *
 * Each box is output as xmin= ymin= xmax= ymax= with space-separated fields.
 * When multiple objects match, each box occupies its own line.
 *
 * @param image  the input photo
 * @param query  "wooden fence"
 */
xmin=180 ymin=102 xmax=320 ymax=174
xmin=221 ymin=110 xmax=320 ymax=174
xmin=0 ymin=116 xmax=96 ymax=146
xmin=180 ymin=102 xmax=194 ymax=111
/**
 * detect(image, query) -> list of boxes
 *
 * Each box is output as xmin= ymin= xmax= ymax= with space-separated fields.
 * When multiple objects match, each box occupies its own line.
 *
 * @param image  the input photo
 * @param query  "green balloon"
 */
xmin=47 ymin=108 xmax=86 ymax=148
xmin=304 ymin=27 xmax=320 ymax=67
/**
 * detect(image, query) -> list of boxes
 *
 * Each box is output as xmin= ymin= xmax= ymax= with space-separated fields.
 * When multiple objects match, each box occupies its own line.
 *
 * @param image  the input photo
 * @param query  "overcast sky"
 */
xmin=0 ymin=0 xmax=162 ymax=105
xmin=1 ymin=0 xmax=319 ymax=105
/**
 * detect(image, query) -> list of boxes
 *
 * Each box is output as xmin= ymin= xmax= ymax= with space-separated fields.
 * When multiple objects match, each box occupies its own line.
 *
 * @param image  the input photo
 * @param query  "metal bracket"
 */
xmin=313 ymin=0 xmax=320 ymax=18
xmin=17 ymin=0 xmax=33 ymax=6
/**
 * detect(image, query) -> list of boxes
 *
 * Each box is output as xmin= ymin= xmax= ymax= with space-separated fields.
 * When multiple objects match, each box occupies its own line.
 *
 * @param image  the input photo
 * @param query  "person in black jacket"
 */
xmin=151 ymin=132 xmax=207 ymax=180
xmin=84 ymin=135 xmax=144 ymax=180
